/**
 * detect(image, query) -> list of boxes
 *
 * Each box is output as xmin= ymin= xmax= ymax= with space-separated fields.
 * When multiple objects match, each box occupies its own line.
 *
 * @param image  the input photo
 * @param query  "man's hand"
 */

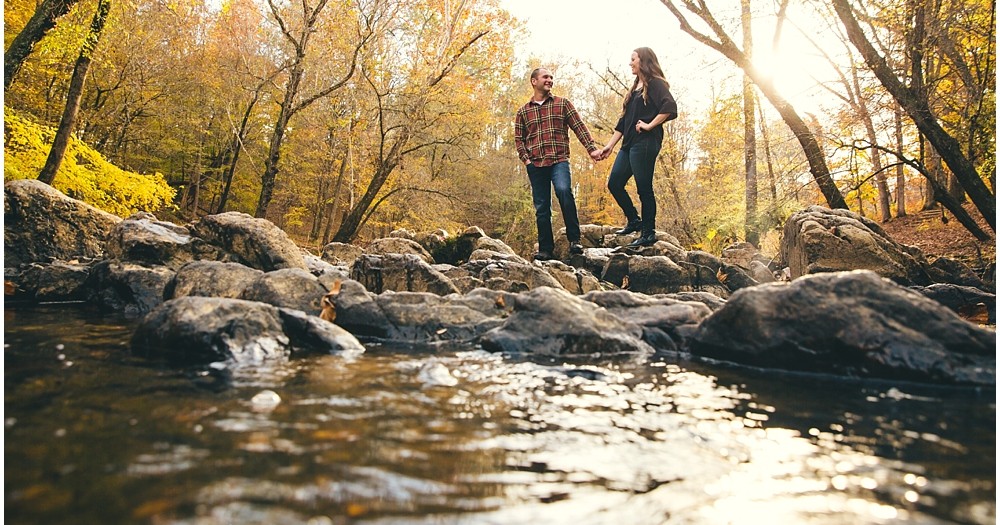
xmin=589 ymin=149 xmax=603 ymax=161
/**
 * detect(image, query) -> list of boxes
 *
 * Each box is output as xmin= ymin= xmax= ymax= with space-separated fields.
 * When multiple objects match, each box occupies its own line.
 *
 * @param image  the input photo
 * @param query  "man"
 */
xmin=515 ymin=67 xmax=603 ymax=261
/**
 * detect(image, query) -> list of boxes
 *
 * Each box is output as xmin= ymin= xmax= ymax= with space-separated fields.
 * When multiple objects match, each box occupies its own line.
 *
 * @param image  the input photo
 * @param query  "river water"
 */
xmin=4 ymin=304 xmax=995 ymax=525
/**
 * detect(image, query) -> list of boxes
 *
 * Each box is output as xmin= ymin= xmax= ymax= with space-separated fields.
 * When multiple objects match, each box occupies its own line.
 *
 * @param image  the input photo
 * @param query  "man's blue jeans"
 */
xmin=607 ymin=139 xmax=662 ymax=235
xmin=526 ymin=161 xmax=580 ymax=253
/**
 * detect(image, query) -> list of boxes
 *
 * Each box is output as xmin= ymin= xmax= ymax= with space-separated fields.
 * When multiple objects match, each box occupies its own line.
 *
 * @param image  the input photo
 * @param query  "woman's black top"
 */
xmin=615 ymin=76 xmax=677 ymax=148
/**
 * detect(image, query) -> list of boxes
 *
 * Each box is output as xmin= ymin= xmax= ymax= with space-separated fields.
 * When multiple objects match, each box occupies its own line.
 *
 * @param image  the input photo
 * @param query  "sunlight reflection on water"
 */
xmin=4 ymin=306 xmax=995 ymax=525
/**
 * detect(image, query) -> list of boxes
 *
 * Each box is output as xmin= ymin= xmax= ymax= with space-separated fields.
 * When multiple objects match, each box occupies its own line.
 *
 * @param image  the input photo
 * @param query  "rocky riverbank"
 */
xmin=5 ymin=178 xmax=996 ymax=385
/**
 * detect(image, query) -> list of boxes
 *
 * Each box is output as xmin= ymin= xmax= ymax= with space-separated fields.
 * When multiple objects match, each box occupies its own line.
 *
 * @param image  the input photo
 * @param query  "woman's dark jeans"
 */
xmin=607 ymin=138 xmax=662 ymax=235
xmin=526 ymin=161 xmax=580 ymax=253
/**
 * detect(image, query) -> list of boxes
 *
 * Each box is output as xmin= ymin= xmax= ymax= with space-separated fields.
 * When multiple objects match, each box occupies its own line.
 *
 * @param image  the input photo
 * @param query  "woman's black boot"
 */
xmin=626 ymin=231 xmax=657 ymax=248
xmin=615 ymin=218 xmax=642 ymax=235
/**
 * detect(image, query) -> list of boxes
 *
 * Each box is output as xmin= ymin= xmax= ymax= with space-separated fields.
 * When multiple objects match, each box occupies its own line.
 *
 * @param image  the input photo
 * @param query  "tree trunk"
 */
xmin=741 ymin=0 xmax=759 ymax=246
xmin=660 ymin=0 xmax=849 ymax=210
xmin=218 ymin=88 xmax=262 ymax=213
xmin=894 ymin=103 xmax=907 ymax=217
xmin=4 ymin=0 xmax=81 ymax=90
xmin=36 ymin=0 xmax=111 ymax=185
xmin=833 ymin=0 xmax=995 ymax=231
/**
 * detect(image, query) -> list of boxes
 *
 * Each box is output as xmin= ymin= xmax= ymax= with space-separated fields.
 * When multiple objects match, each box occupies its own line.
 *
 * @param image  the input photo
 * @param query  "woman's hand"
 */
xmin=635 ymin=120 xmax=648 ymax=133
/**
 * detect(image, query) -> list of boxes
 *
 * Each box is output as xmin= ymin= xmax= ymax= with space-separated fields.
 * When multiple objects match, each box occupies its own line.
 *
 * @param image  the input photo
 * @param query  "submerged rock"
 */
xmin=686 ymin=271 xmax=995 ymax=385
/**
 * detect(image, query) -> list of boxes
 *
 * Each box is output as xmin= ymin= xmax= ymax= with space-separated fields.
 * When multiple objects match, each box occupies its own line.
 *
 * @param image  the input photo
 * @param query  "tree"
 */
xmin=741 ymin=0 xmax=759 ymax=245
xmin=37 ymin=0 xmax=111 ymax=185
xmin=660 ymin=0 xmax=849 ymax=210
xmin=4 ymin=0 xmax=82 ymax=90
xmin=253 ymin=0 xmax=379 ymax=219
xmin=831 ymin=0 xmax=995 ymax=232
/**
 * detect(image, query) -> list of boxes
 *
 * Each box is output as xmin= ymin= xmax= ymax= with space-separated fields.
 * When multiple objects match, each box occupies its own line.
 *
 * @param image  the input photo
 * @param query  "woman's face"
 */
xmin=630 ymin=52 xmax=640 ymax=76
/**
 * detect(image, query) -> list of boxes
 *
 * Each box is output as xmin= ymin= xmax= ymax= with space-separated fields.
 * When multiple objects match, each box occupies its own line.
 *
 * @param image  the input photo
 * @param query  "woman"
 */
xmin=596 ymin=47 xmax=677 ymax=247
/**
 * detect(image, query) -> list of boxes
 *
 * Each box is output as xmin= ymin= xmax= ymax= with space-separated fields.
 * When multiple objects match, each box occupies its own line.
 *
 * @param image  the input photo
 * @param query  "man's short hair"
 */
xmin=530 ymin=67 xmax=549 ymax=80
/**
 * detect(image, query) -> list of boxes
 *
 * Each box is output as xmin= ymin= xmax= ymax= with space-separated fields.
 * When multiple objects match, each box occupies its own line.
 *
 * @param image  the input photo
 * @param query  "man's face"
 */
xmin=531 ymin=69 xmax=554 ymax=93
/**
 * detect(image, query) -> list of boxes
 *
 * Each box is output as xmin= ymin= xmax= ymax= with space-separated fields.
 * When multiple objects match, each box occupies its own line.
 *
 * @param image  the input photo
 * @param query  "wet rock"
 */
xmin=166 ymin=260 xmax=263 ymax=300
xmin=4 ymin=179 xmax=121 ymax=267
xmin=583 ymin=289 xmax=713 ymax=352
xmin=351 ymin=253 xmax=460 ymax=296
xmin=781 ymin=206 xmax=932 ymax=285
xmin=88 ymin=260 xmax=175 ymax=316
xmin=686 ymin=270 xmax=996 ymax=385
xmin=188 ymin=212 xmax=307 ymax=272
xmin=131 ymin=296 xmax=364 ymax=365
xmin=107 ymin=212 xmax=234 ymax=270
xmin=6 ymin=261 xmax=92 ymax=302
xmin=239 ymin=268 xmax=328 ymax=314
xmin=478 ymin=286 xmax=653 ymax=359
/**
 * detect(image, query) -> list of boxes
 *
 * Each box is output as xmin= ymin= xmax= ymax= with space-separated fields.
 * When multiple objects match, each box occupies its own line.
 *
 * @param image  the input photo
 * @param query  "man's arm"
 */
xmin=564 ymin=99 xmax=599 ymax=152
xmin=514 ymin=108 xmax=531 ymax=164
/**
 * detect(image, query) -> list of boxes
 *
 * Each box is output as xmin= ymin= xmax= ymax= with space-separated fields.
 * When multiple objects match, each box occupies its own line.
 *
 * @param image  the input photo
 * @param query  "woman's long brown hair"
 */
xmin=623 ymin=47 xmax=669 ymax=113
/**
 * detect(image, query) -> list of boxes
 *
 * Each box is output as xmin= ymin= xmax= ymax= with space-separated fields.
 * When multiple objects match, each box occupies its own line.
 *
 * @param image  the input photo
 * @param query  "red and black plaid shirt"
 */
xmin=515 ymin=95 xmax=598 ymax=167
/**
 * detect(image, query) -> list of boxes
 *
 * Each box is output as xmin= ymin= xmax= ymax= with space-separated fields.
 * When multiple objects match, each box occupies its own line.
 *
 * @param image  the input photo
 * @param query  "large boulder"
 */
xmin=781 ymin=206 xmax=932 ymax=285
xmin=478 ymin=286 xmax=653 ymax=359
xmin=4 ymin=179 xmax=121 ymax=267
xmin=107 ymin=212 xmax=234 ymax=270
xmin=131 ymin=296 xmax=364 ymax=365
xmin=188 ymin=212 xmax=307 ymax=271
xmin=5 ymin=261 xmax=92 ymax=302
xmin=686 ymin=270 xmax=995 ymax=385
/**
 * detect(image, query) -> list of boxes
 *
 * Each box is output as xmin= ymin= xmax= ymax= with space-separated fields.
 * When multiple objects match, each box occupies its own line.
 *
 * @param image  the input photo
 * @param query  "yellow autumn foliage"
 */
xmin=3 ymin=107 xmax=176 ymax=217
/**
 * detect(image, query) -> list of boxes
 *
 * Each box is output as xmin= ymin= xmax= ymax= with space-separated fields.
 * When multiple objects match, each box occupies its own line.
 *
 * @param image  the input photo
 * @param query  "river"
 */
xmin=4 ymin=304 xmax=995 ymax=524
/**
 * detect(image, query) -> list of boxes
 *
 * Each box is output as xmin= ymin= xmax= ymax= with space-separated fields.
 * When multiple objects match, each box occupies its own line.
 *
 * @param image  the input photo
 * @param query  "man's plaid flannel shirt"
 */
xmin=515 ymin=95 xmax=598 ymax=168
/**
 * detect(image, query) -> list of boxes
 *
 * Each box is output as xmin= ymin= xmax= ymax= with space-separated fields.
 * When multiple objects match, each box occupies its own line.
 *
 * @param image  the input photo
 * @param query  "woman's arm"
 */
xmin=598 ymin=130 xmax=623 ymax=159
xmin=636 ymin=113 xmax=672 ymax=133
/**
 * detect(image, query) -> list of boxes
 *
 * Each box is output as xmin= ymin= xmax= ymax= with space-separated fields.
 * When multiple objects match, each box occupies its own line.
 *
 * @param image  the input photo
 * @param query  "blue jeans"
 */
xmin=526 ymin=161 xmax=580 ymax=253
xmin=607 ymin=139 xmax=661 ymax=235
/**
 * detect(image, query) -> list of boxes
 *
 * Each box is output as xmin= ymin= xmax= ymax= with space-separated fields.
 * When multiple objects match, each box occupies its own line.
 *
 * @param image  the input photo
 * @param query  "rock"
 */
xmin=88 ymin=260 xmax=175 ymax=316
xmin=321 ymin=242 xmax=365 ymax=266
xmin=330 ymin=281 xmax=512 ymax=342
xmin=721 ymin=241 xmax=759 ymax=270
xmin=686 ymin=270 xmax=995 ymax=385
xmin=304 ymin=254 xmax=350 ymax=281
xmin=188 ymin=212 xmax=307 ymax=271
xmin=367 ymin=237 xmax=435 ymax=263
xmin=166 ymin=261 xmax=263 ymax=300
xmin=130 ymin=296 xmax=364 ymax=365
xmin=351 ymin=253 xmax=460 ymax=296
xmin=239 ymin=268 xmax=329 ymax=314
xmin=540 ymin=259 xmax=602 ymax=295
xmin=6 ymin=261 xmax=92 ymax=302
xmin=626 ymin=256 xmax=690 ymax=295
xmin=927 ymin=256 xmax=993 ymax=292
xmin=912 ymin=283 xmax=996 ymax=325
xmin=476 ymin=259 xmax=564 ymax=291
xmin=749 ymin=260 xmax=776 ymax=283
xmin=583 ymin=289 xmax=713 ymax=352
xmin=478 ymin=286 xmax=653 ymax=359
xmin=4 ymin=179 xmax=121 ymax=267
xmin=781 ymin=206 xmax=932 ymax=285
xmin=107 ymin=212 xmax=234 ymax=270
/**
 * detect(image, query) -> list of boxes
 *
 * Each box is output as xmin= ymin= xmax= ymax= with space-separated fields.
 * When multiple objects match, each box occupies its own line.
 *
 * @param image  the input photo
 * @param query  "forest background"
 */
xmin=3 ymin=0 xmax=996 ymax=258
